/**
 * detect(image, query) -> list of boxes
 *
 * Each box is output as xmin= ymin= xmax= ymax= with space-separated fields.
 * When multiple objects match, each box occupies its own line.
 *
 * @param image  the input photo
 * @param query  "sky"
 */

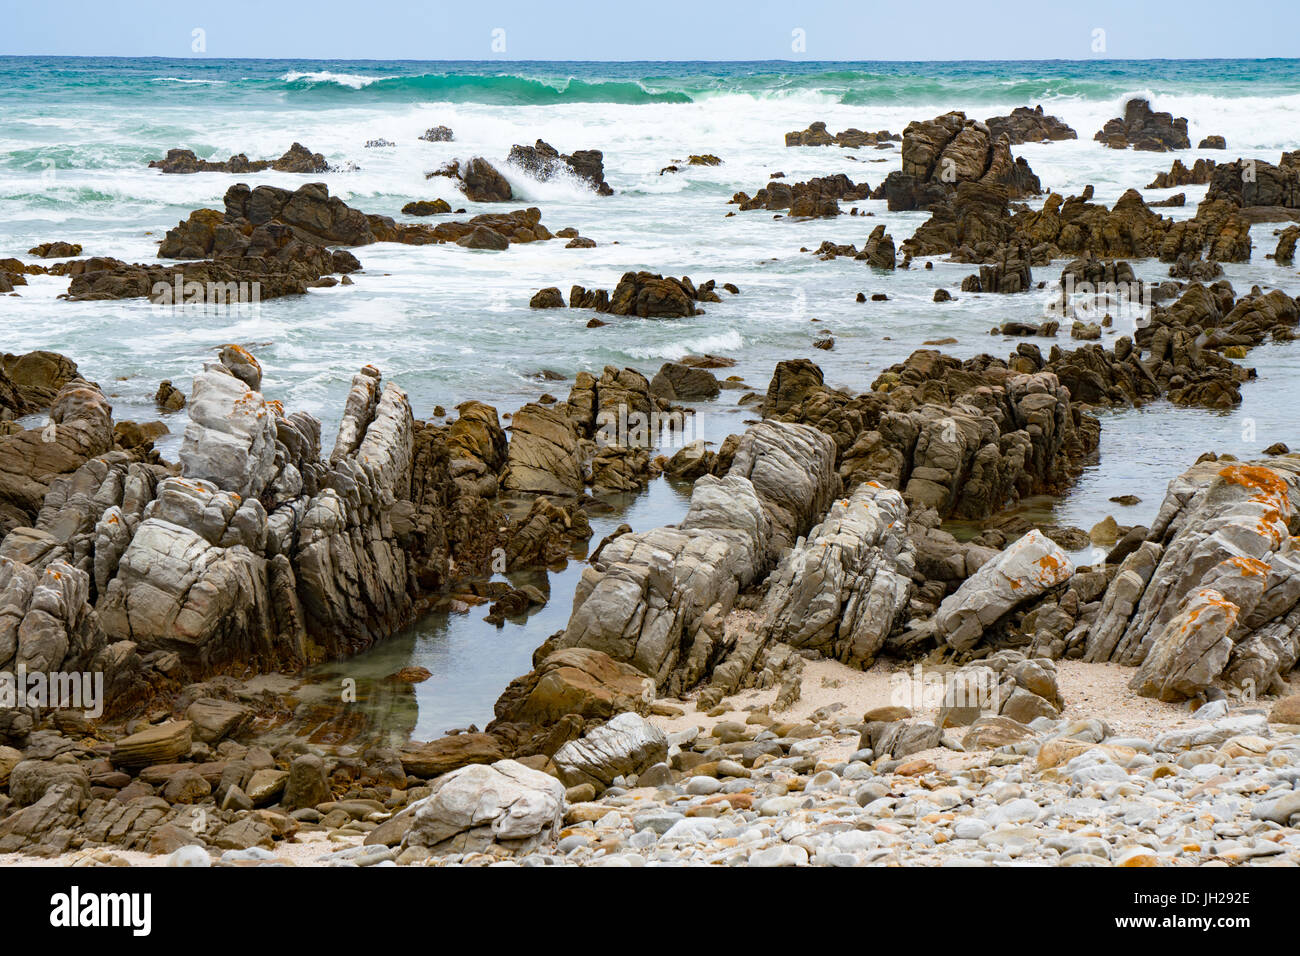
xmin=3 ymin=0 xmax=1298 ymax=60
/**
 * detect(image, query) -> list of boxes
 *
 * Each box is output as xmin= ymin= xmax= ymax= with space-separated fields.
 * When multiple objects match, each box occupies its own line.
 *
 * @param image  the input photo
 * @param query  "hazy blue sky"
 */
xmin=3 ymin=0 xmax=1297 ymax=60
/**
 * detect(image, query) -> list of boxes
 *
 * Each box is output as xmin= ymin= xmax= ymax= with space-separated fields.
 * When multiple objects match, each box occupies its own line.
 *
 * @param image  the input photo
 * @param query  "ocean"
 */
xmin=2 ymin=57 xmax=1298 ymax=735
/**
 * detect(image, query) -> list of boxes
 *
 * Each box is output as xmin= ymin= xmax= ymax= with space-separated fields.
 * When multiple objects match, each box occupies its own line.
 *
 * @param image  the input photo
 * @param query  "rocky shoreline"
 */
xmin=3 ymin=94 xmax=1300 ymax=869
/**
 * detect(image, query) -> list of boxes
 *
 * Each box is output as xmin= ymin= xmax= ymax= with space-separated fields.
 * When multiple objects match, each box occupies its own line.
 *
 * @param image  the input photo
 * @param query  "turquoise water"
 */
xmin=3 ymin=57 xmax=1299 ymax=106
xmin=2 ymin=57 xmax=1298 ymax=738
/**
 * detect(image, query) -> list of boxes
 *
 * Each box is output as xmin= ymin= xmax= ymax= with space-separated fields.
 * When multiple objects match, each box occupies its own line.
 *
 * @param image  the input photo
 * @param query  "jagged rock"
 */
xmin=961 ymin=240 xmax=1031 ymax=293
xmin=178 ymin=364 xmax=278 ymax=499
xmin=1094 ymin=99 xmax=1191 ymax=151
xmin=934 ymin=530 xmax=1074 ymax=651
xmin=0 ymin=379 xmax=114 ymax=534
xmin=904 ymin=182 xmax=1252 ymax=266
xmin=1275 ymin=226 xmax=1300 ymax=265
xmin=1086 ymin=459 xmax=1300 ymax=700
xmin=462 ymin=157 xmax=515 ymax=201
xmin=1147 ymin=158 xmax=1216 ymax=189
xmin=984 ymin=105 xmax=1077 ymax=145
xmin=733 ymin=174 xmax=871 ymax=218
xmin=879 ymin=111 xmax=1041 ymax=212
xmin=754 ymin=482 xmax=915 ymax=666
xmin=419 ymin=126 xmax=454 ymax=142
xmin=784 ymin=121 xmax=899 ymax=149
xmin=558 ymin=421 xmax=836 ymax=694
xmin=765 ymin=353 xmax=1098 ymax=522
xmin=1205 ymin=153 xmax=1300 ymax=216
xmin=28 ymin=242 xmax=82 ymax=258
xmin=508 ymin=140 xmax=613 ymax=196
xmin=501 ymin=403 xmax=583 ymax=496
xmin=446 ymin=400 xmax=506 ymax=497
xmin=649 ymin=362 xmax=720 ymax=401
xmin=861 ymin=225 xmax=896 ymax=269
xmin=566 ymin=274 xmax=728 ymax=318
xmin=610 ymin=273 xmax=697 ymax=317
xmin=155 ymin=380 xmax=186 ymax=412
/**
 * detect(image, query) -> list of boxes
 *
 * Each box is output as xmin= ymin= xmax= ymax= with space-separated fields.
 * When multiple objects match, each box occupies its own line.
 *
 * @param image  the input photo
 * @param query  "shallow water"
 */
xmin=2 ymin=57 xmax=1298 ymax=741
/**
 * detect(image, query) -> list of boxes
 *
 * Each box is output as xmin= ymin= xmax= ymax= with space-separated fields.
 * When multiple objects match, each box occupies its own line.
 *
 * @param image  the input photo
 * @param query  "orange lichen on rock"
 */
xmin=1181 ymin=588 xmax=1240 ymax=633
xmin=1227 ymin=555 xmax=1270 ymax=578
xmin=1218 ymin=464 xmax=1292 ymax=512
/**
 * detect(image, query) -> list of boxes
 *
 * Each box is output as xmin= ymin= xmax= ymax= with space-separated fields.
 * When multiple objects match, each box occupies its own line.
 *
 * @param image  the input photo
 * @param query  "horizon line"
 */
xmin=1 ymin=54 xmax=1298 ymax=64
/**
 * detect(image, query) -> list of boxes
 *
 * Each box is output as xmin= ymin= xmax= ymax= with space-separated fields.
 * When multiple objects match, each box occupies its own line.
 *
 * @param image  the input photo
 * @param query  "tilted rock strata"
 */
xmin=1084 ymin=458 xmax=1300 ymax=701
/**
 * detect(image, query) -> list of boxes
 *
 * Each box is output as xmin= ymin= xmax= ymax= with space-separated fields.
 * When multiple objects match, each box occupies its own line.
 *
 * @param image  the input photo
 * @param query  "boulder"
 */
xmin=401 ymin=759 xmax=565 ymax=854
xmin=552 ymin=712 xmax=667 ymax=788
xmin=934 ymin=530 xmax=1074 ymax=651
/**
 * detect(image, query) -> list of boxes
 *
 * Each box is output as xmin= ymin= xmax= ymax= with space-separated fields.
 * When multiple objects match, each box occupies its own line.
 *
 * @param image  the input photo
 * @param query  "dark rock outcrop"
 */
xmin=984 ymin=105 xmax=1077 ymax=145
xmin=731 ymin=174 xmax=871 ymax=219
xmin=878 ymin=111 xmax=1041 ymax=212
xmin=508 ymin=140 xmax=613 ymax=196
xmin=784 ymin=121 xmax=899 ymax=149
xmin=1094 ymin=99 xmax=1190 ymax=151
xmin=148 ymin=143 xmax=329 ymax=174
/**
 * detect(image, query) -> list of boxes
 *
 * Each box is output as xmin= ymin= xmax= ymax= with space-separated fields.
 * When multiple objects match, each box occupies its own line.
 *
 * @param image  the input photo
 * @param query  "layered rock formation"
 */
xmin=553 ymin=421 xmax=838 ymax=694
xmin=877 ymin=111 xmax=1041 ymax=212
xmin=750 ymin=482 xmax=915 ymax=668
xmin=902 ymin=183 xmax=1252 ymax=265
xmin=763 ymin=353 xmax=1099 ymax=521
xmin=1147 ymin=158 xmax=1216 ymax=189
xmin=1203 ymin=152 xmax=1300 ymax=220
xmin=933 ymin=530 xmax=1074 ymax=651
xmin=0 ymin=350 xmax=498 ymax=689
xmin=1084 ymin=458 xmax=1300 ymax=702
xmin=1043 ymin=282 xmax=1299 ymax=410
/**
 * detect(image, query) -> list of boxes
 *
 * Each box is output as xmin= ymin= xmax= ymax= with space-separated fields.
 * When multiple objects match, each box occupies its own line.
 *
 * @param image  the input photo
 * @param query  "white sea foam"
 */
xmin=279 ymin=71 xmax=382 ymax=89
xmin=149 ymin=77 xmax=227 ymax=86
